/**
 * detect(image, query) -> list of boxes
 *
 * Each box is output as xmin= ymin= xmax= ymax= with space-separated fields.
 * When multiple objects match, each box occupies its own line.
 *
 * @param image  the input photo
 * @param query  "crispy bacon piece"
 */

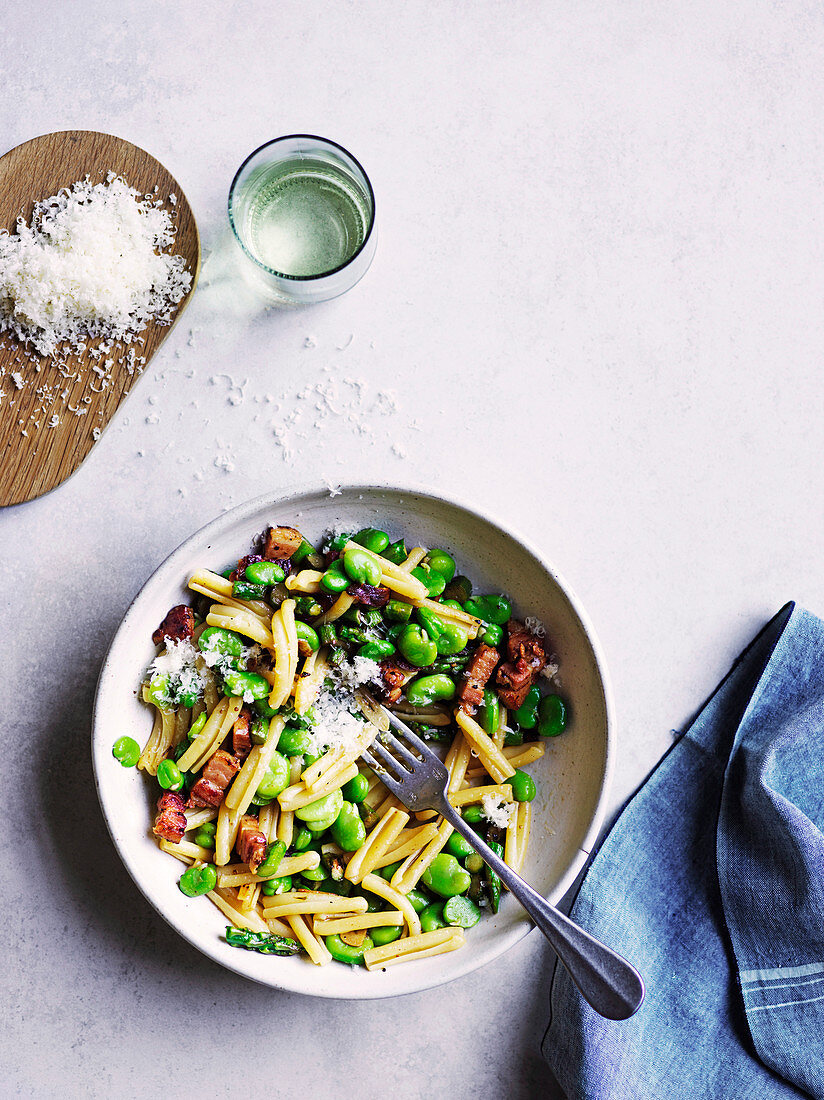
xmin=187 ymin=749 xmax=240 ymax=809
xmin=151 ymin=604 xmax=195 ymax=646
xmin=506 ymin=621 xmax=546 ymax=670
xmin=237 ymin=815 xmax=267 ymax=872
xmin=495 ymin=621 xmax=547 ymax=710
xmin=349 ymin=583 xmax=391 ymax=607
xmin=458 ymin=644 xmax=500 ymax=709
xmin=263 ymin=525 xmax=303 ymax=561
xmin=232 ymin=708 xmax=253 ymax=760
xmin=379 ymin=658 xmax=416 ymax=705
xmin=153 ymin=791 xmax=187 ymax=842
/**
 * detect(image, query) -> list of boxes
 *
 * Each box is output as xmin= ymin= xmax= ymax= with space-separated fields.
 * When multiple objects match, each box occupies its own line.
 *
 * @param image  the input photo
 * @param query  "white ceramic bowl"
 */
xmin=93 ymin=483 xmax=614 ymax=998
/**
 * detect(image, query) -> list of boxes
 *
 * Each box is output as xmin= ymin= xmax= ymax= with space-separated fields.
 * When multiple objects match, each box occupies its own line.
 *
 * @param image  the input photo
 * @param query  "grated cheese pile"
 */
xmin=304 ymin=655 xmax=382 ymax=756
xmin=0 ymin=173 xmax=192 ymax=357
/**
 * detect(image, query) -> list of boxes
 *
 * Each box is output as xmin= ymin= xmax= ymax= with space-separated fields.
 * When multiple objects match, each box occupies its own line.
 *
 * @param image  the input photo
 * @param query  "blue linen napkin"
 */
xmin=543 ymin=603 xmax=824 ymax=1100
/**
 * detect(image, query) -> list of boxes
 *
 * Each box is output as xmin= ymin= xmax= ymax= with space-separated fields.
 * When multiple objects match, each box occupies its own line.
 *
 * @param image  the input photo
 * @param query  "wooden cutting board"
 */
xmin=0 ymin=130 xmax=200 ymax=507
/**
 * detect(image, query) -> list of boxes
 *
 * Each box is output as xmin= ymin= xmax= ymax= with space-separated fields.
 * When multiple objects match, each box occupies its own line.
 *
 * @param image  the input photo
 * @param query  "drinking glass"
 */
xmin=228 ymin=135 xmax=376 ymax=306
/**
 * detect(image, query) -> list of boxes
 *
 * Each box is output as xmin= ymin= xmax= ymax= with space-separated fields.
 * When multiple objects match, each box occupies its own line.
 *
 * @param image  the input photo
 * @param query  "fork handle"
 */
xmin=440 ymin=801 xmax=644 ymax=1020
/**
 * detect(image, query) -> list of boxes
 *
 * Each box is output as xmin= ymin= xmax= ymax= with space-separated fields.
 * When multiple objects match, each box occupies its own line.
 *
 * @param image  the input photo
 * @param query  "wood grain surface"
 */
xmin=0 ymin=130 xmax=200 ymax=507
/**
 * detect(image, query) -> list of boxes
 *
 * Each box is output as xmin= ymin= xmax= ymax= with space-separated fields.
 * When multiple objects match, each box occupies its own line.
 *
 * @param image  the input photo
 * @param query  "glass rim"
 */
xmin=227 ymin=134 xmax=376 ymax=283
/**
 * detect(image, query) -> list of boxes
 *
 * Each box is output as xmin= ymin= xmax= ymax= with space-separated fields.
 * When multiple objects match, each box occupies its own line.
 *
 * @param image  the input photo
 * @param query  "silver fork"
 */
xmin=360 ymin=696 xmax=645 ymax=1021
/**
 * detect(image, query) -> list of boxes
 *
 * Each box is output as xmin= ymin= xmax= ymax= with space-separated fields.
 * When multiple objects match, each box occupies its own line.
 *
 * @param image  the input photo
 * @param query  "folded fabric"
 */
xmin=543 ymin=603 xmax=824 ymax=1099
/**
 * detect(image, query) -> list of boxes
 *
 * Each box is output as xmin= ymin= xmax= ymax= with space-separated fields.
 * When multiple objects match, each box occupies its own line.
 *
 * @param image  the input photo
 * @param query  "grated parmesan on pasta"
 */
xmin=0 ymin=173 xmax=192 ymax=357
xmin=480 ymin=792 xmax=516 ymax=829
xmin=303 ymin=655 xmax=382 ymax=756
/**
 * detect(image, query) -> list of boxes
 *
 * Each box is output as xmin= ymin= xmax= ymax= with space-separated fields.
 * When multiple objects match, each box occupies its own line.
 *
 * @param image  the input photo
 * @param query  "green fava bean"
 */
xmin=294 ymin=621 xmax=320 ymax=655
xmin=112 ymin=736 xmax=140 ymax=767
xmin=475 ymin=594 xmax=512 ymax=625
xmin=342 ymin=546 xmax=383 ymax=586
xmin=425 ymin=549 xmax=456 ymax=583
xmin=320 ymin=560 xmax=349 ymax=593
xmin=257 ymin=840 xmax=287 ymax=878
xmin=405 ymin=889 xmax=431 ymax=913
xmin=514 ymin=686 xmax=541 ymax=730
xmin=411 ymin=565 xmax=446 ymax=598
xmin=342 ymin=772 xmax=370 ymax=804
xmin=157 ymin=759 xmax=184 ymax=791
xmin=326 ymin=933 xmax=374 ymax=965
xmin=147 ymin=674 xmax=172 ymax=709
xmin=421 ymin=853 xmax=471 ymax=898
xmin=538 ymin=694 xmax=567 ymax=737
xmin=277 ymin=726 xmax=311 ymax=756
xmin=254 ymin=752 xmax=290 ymax=802
xmin=509 ymin=769 xmax=537 ymax=802
xmin=245 ymin=559 xmax=285 ymax=585
xmin=446 ymin=832 xmax=475 ymax=860
xmin=331 ymin=802 xmax=367 ymax=851
xmin=504 ymin=727 xmax=524 ymax=747
xmin=292 ymin=826 xmax=313 ymax=851
xmin=194 ymin=823 xmax=216 ymax=850
xmin=295 ymin=787 xmax=344 ymax=824
xmin=260 ymin=875 xmax=292 ymax=895
xmin=223 ymin=669 xmax=270 ymax=701
xmin=382 ymin=539 xmax=407 ymax=565
xmin=305 ymin=804 xmax=343 ymax=833
xmin=198 ymin=626 xmax=245 ymax=657
xmin=326 ymin=531 xmax=353 ymax=552
xmin=370 ymin=925 xmax=403 ymax=946
xmin=379 ymin=861 xmax=403 ymax=881
xmin=178 ymin=863 xmax=217 ymax=897
xmin=462 ymin=805 xmax=483 ymax=825
xmin=405 ymin=674 xmax=456 ymax=707
xmin=443 ymin=895 xmax=482 ymax=928
xmin=436 ymin=623 xmax=469 ymax=656
xmin=358 ymin=639 xmax=396 ymax=661
xmin=397 ymin=624 xmax=438 ymax=667
xmin=301 ymin=865 xmax=327 ymax=881
xmin=353 ymin=528 xmax=390 ymax=554
xmin=478 ymin=688 xmax=500 ymax=736
xmin=480 ymin=623 xmax=503 ymax=646
xmin=419 ymin=902 xmax=446 ymax=932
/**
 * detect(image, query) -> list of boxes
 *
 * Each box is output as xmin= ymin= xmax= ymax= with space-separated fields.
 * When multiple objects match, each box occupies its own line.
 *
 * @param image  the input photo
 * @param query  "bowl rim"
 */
xmin=92 ymin=479 xmax=615 ymax=998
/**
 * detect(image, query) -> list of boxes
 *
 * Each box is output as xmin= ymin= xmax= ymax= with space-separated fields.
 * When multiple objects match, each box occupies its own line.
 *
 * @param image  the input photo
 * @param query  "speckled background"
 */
xmin=4 ymin=2 xmax=824 ymax=1096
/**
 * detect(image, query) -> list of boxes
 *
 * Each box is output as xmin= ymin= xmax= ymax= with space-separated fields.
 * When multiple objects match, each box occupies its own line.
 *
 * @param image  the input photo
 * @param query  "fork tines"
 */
xmin=381 ymin=708 xmax=433 ymax=754
xmin=361 ymin=728 xmax=418 ymax=783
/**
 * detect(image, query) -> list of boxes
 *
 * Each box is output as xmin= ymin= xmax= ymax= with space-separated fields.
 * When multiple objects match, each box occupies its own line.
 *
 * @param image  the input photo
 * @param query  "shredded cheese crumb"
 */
xmin=524 ymin=616 xmax=546 ymax=637
xmin=480 ymin=792 xmax=515 ymax=829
